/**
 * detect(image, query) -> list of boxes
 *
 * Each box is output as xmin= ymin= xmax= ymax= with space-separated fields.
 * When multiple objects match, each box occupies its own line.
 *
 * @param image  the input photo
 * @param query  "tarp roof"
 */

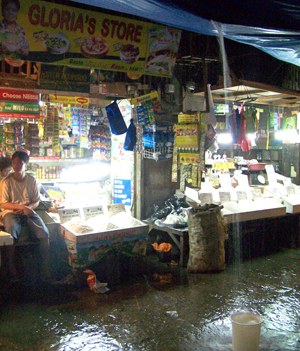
xmin=71 ymin=0 xmax=300 ymax=67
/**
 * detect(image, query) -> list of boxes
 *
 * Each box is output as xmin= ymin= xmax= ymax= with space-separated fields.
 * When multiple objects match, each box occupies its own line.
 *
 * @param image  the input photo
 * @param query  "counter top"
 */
xmin=221 ymin=199 xmax=286 ymax=223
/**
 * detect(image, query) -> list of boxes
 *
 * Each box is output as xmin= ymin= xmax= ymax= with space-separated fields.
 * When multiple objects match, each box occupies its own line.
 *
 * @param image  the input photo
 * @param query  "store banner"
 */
xmin=0 ymin=89 xmax=39 ymax=103
xmin=38 ymin=65 xmax=90 ymax=93
xmin=0 ymin=101 xmax=40 ymax=119
xmin=1 ymin=0 xmax=181 ymax=77
xmin=47 ymin=95 xmax=90 ymax=105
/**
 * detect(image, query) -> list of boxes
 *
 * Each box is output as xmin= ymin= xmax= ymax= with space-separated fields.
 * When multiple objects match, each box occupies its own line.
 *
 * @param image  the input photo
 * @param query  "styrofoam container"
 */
xmin=231 ymin=312 xmax=263 ymax=351
xmin=0 ymin=231 xmax=14 ymax=246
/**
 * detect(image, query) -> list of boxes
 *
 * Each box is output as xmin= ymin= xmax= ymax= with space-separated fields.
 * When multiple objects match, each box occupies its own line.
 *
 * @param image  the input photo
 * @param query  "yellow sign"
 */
xmin=130 ymin=91 xmax=159 ymax=105
xmin=0 ymin=0 xmax=181 ymax=77
xmin=49 ymin=95 xmax=89 ymax=105
xmin=175 ymin=124 xmax=199 ymax=152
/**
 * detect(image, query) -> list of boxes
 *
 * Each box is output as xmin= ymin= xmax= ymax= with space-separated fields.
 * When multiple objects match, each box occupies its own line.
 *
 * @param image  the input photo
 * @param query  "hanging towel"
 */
xmin=105 ymin=100 xmax=128 ymax=135
xmin=238 ymin=106 xmax=252 ymax=152
xmin=124 ymin=119 xmax=137 ymax=151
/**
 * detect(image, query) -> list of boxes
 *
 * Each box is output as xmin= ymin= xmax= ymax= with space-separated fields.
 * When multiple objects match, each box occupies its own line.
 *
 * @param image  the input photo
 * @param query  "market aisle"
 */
xmin=0 ymin=248 xmax=299 ymax=351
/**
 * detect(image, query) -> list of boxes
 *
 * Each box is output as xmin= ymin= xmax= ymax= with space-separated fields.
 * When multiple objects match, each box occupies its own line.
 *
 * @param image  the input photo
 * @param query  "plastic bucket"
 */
xmin=231 ymin=312 xmax=263 ymax=351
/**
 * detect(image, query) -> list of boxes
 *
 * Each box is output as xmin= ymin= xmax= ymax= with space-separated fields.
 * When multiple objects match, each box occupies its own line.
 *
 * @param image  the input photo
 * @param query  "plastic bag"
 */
xmin=124 ymin=118 xmax=137 ymax=151
xmin=105 ymin=100 xmax=127 ymax=135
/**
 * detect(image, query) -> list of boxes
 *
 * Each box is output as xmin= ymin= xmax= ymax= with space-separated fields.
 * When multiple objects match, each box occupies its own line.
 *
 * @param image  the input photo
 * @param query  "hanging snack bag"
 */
xmin=105 ymin=100 xmax=127 ymax=135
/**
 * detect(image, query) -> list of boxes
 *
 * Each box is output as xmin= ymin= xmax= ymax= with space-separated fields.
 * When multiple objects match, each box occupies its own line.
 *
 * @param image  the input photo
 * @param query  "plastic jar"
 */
xmin=70 ymin=146 xmax=77 ymax=158
xmin=64 ymin=147 xmax=70 ymax=158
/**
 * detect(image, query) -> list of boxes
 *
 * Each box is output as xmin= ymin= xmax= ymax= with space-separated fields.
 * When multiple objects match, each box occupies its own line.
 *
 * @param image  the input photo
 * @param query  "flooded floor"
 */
xmin=0 ymin=248 xmax=300 ymax=351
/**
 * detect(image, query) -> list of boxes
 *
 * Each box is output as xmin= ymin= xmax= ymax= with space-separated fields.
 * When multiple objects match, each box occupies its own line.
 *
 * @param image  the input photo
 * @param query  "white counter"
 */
xmin=221 ymin=199 xmax=286 ymax=224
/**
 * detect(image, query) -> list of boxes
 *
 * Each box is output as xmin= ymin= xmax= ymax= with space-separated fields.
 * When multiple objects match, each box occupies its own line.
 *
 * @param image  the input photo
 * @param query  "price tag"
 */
xmin=251 ymin=188 xmax=262 ymax=201
xmin=82 ymin=205 xmax=105 ymax=220
xmin=265 ymin=164 xmax=275 ymax=175
xmin=219 ymin=191 xmax=231 ymax=204
xmin=237 ymin=174 xmax=249 ymax=187
xmin=199 ymin=192 xmax=213 ymax=204
xmin=236 ymin=190 xmax=248 ymax=201
xmin=219 ymin=174 xmax=231 ymax=189
xmin=271 ymin=187 xmax=281 ymax=197
xmin=283 ymin=178 xmax=292 ymax=187
xmin=268 ymin=173 xmax=277 ymax=186
xmin=108 ymin=203 xmax=126 ymax=217
xmin=58 ymin=208 xmax=81 ymax=224
xmin=286 ymin=185 xmax=295 ymax=195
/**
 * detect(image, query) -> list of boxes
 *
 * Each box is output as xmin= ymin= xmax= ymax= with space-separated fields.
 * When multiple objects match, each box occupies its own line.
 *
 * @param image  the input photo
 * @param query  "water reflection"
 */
xmin=0 ymin=249 xmax=300 ymax=350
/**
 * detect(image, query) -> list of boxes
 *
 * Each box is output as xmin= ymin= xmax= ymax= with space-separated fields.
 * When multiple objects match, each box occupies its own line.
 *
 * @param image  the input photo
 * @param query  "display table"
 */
xmin=281 ymin=195 xmax=300 ymax=214
xmin=144 ymin=221 xmax=188 ymax=266
xmin=221 ymin=199 xmax=286 ymax=224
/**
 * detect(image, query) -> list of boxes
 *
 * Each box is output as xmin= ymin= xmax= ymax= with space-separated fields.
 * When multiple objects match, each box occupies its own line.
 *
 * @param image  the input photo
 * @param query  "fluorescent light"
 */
xmin=217 ymin=133 xmax=232 ymax=144
xmin=60 ymin=162 xmax=110 ymax=182
xmin=275 ymin=130 xmax=298 ymax=143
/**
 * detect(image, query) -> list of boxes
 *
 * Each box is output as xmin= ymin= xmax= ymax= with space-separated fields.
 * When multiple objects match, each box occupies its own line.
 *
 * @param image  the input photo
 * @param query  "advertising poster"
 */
xmin=0 ymin=0 xmax=181 ymax=77
xmin=282 ymin=116 xmax=296 ymax=130
xmin=113 ymin=179 xmax=131 ymax=206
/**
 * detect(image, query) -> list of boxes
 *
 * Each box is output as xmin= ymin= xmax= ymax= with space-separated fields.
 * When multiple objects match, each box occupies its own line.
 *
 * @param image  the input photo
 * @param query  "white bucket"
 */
xmin=231 ymin=312 xmax=263 ymax=351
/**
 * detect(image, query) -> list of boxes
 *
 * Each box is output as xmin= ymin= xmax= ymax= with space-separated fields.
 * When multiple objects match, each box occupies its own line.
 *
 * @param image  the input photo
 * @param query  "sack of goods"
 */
xmin=187 ymin=204 xmax=228 ymax=273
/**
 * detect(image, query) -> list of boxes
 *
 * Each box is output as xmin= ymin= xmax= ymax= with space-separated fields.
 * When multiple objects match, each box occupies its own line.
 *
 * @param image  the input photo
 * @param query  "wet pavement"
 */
xmin=0 ymin=248 xmax=300 ymax=351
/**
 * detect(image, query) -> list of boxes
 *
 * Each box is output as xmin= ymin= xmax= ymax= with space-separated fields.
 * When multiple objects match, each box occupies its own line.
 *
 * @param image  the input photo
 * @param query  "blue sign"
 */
xmin=113 ymin=179 xmax=131 ymax=206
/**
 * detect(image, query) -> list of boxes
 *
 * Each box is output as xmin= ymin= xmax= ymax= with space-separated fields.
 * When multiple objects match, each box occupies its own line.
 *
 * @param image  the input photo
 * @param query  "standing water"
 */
xmin=0 ymin=247 xmax=300 ymax=350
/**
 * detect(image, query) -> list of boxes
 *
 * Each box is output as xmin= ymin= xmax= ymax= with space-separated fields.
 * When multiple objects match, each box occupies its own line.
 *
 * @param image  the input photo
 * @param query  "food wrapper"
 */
xmin=83 ymin=270 xmax=109 ymax=294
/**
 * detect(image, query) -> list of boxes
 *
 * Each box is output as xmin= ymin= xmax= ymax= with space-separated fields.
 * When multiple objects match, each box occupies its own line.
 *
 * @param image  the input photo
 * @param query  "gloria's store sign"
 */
xmin=1 ymin=0 xmax=181 ymax=77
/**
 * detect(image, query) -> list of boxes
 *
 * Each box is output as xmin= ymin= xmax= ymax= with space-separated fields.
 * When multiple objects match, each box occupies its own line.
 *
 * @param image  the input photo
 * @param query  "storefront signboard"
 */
xmin=0 ymin=101 xmax=40 ymax=118
xmin=2 ymin=0 xmax=181 ymax=77
xmin=48 ymin=95 xmax=90 ymax=105
xmin=0 ymin=89 xmax=39 ymax=102
xmin=38 ymin=65 xmax=90 ymax=93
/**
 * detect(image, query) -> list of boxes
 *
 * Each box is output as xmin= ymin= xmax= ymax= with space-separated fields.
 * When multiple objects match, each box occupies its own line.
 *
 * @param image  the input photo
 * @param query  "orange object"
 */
xmin=83 ymin=270 xmax=96 ymax=290
xmin=152 ymin=242 xmax=172 ymax=252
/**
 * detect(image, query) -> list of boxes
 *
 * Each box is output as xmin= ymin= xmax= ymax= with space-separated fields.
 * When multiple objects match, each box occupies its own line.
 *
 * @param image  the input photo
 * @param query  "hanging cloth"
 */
xmin=238 ymin=105 xmax=252 ymax=152
xmin=244 ymin=107 xmax=257 ymax=134
xmin=124 ymin=119 xmax=137 ymax=151
xmin=105 ymin=100 xmax=128 ymax=135
xmin=229 ymin=108 xmax=240 ymax=144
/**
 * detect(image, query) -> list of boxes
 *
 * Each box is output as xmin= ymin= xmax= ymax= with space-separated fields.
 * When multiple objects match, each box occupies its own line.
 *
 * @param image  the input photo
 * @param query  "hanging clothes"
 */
xmin=228 ymin=108 xmax=241 ymax=144
xmin=244 ymin=107 xmax=257 ymax=134
xmin=238 ymin=105 xmax=252 ymax=152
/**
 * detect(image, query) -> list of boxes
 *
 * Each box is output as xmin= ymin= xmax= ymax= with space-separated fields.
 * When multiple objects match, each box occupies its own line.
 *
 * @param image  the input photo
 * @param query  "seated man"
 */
xmin=1 ymin=150 xmax=50 ymax=281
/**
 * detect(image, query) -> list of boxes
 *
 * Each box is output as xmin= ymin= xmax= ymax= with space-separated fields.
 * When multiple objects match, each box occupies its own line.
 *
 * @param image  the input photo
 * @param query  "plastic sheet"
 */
xmin=71 ymin=0 xmax=300 ymax=67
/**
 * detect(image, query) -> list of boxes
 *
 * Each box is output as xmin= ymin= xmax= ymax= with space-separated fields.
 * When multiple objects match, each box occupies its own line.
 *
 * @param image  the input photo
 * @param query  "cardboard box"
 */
xmin=0 ymin=231 xmax=13 ymax=246
xmin=36 ymin=210 xmax=60 ymax=242
xmin=59 ymin=204 xmax=149 ymax=268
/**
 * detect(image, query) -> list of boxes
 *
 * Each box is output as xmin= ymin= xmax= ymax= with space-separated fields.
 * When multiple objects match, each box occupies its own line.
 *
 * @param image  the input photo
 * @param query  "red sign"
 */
xmin=0 ymin=90 xmax=39 ymax=103
xmin=0 ymin=113 xmax=40 ymax=119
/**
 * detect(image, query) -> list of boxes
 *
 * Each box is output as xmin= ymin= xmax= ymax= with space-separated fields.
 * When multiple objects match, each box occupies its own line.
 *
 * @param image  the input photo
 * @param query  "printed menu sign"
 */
xmin=3 ymin=0 xmax=181 ymax=77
